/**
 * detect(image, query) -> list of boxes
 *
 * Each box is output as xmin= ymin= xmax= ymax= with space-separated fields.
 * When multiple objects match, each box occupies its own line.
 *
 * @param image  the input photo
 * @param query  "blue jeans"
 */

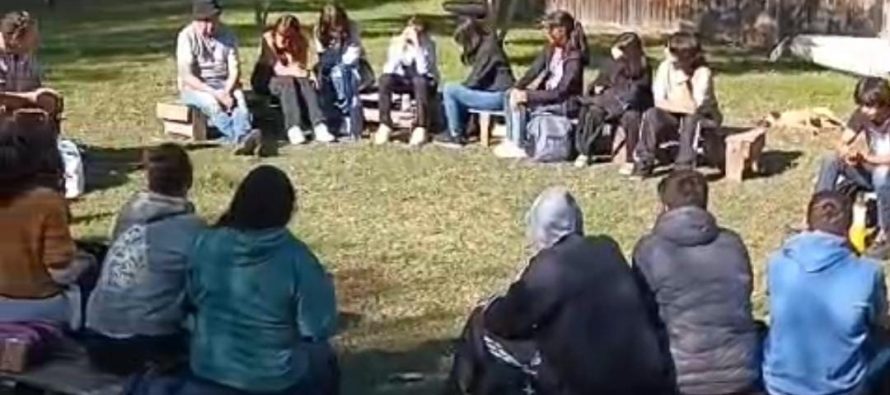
xmin=504 ymin=90 xmax=528 ymax=145
xmin=321 ymin=63 xmax=363 ymax=139
xmin=815 ymin=153 xmax=890 ymax=232
xmin=180 ymin=89 xmax=252 ymax=144
xmin=443 ymin=83 xmax=505 ymax=137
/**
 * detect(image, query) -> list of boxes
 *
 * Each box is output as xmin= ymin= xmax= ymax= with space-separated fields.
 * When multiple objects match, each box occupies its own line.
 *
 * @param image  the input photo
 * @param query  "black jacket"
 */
xmin=515 ymin=46 xmax=585 ymax=107
xmin=588 ymin=57 xmax=654 ymax=112
xmin=485 ymin=234 xmax=676 ymax=395
xmin=463 ymin=34 xmax=515 ymax=92
xmin=633 ymin=207 xmax=761 ymax=395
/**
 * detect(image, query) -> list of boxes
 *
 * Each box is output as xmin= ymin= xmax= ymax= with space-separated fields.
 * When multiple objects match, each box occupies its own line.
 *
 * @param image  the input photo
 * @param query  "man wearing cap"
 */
xmin=177 ymin=0 xmax=266 ymax=155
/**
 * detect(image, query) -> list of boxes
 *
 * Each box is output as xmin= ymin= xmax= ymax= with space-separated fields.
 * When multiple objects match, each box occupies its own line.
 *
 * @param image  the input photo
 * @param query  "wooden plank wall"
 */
xmin=547 ymin=0 xmax=888 ymax=38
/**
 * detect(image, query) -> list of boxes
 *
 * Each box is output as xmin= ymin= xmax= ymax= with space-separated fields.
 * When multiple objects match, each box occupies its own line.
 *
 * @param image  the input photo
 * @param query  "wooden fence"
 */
xmin=546 ymin=0 xmax=890 ymax=43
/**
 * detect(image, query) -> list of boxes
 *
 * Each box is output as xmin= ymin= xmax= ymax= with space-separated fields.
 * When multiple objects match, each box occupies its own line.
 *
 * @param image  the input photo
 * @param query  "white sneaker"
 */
xmin=314 ymin=123 xmax=336 ymax=143
xmin=409 ymin=127 xmax=427 ymax=147
xmin=493 ymin=141 xmax=528 ymax=159
xmin=618 ymin=162 xmax=635 ymax=176
xmin=287 ymin=126 xmax=308 ymax=145
xmin=374 ymin=124 xmax=392 ymax=145
xmin=574 ymin=155 xmax=589 ymax=168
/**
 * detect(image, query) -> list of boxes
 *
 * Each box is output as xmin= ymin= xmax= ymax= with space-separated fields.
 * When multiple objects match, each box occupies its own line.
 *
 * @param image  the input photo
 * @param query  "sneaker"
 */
xmin=574 ymin=155 xmax=589 ymax=168
xmin=493 ymin=141 xmax=528 ymax=159
xmin=314 ymin=123 xmax=337 ymax=143
xmin=432 ymin=133 xmax=467 ymax=149
xmin=233 ymin=129 xmax=262 ymax=156
xmin=630 ymin=161 xmax=654 ymax=179
xmin=618 ymin=162 xmax=635 ymax=176
xmin=374 ymin=124 xmax=392 ymax=145
xmin=287 ymin=126 xmax=308 ymax=145
xmin=409 ymin=127 xmax=427 ymax=147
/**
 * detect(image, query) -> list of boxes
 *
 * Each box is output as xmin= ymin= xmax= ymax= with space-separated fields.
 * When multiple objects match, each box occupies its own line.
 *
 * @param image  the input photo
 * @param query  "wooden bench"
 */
xmin=723 ymin=127 xmax=767 ymax=182
xmin=156 ymin=102 xmax=208 ymax=141
xmin=0 ymin=338 xmax=125 ymax=395
xmin=360 ymin=92 xmax=415 ymax=129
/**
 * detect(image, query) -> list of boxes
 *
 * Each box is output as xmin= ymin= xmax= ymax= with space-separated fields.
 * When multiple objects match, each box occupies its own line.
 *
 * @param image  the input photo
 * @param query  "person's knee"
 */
xmin=820 ymin=152 xmax=843 ymax=168
xmin=378 ymin=73 xmax=394 ymax=87
xmin=442 ymin=82 xmax=460 ymax=98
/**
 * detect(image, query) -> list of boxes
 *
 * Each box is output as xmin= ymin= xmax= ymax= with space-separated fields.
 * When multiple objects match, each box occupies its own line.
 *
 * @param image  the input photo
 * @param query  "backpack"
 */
xmin=0 ymin=322 xmax=64 ymax=373
xmin=526 ymin=112 xmax=574 ymax=163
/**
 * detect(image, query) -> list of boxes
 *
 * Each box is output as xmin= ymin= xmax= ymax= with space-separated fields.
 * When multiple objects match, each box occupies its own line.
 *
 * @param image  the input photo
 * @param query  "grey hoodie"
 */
xmin=633 ymin=206 xmax=760 ymax=395
xmin=86 ymin=192 xmax=205 ymax=338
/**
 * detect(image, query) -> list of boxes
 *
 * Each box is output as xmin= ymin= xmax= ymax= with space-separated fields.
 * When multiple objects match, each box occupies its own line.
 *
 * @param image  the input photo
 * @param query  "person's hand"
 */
xmin=215 ymin=90 xmax=235 ymax=111
xmin=510 ymin=90 xmax=528 ymax=108
xmin=593 ymin=85 xmax=605 ymax=95
xmin=845 ymin=150 xmax=864 ymax=165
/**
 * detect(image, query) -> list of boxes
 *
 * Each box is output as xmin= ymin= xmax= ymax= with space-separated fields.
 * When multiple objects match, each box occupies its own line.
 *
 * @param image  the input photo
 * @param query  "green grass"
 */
xmin=0 ymin=0 xmax=870 ymax=393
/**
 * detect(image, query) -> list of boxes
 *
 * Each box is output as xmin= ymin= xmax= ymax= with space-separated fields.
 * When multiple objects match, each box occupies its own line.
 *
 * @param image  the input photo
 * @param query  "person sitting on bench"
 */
xmin=0 ymin=114 xmax=92 ymax=325
xmin=373 ymin=16 xmax=440 ymax=147
xmin=633 ymin=170 xmax=762 ymax=395
xmin=0 ymin=11 xmax=63 ymax=122
xmin=314 ymin=4 xmax=365 ymax=141
xmin=251 ymin=15 xmax=335 ymax=145
xmin=84 ymin=144 xmax=204 ymax=375
xmin=815 ymin=77 xmax=890 ymax=258
xmin=764 ymin=191 xmax=890 ymax=395
xmin=634 ymin=32 xmax=722 ymax=178
xmin=493 ymin=11 xmax=587 ymax=159
xmin=177 ymin=0 xmax=266 ymax=156
xmin=434 ymin=17 xmax=514 ymax=148
xmin=574 ymin=32 xmax=652 ymax=170
xmin=185 ymin=166 xmax=338 ymax=394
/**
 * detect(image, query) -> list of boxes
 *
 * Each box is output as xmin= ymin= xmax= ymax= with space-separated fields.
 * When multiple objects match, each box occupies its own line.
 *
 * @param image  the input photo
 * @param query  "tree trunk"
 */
xmin=254 ymin=0 xmax=272 ymax=31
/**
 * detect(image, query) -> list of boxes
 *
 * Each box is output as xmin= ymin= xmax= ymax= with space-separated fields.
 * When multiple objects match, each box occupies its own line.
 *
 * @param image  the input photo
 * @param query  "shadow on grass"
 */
xmin=755 ymin=150 xmax=804 ymax=178
xmin=82 ymin=143 xmax=219 ymax=196
xmin=341 ymin=339 xmax=453 ymax=395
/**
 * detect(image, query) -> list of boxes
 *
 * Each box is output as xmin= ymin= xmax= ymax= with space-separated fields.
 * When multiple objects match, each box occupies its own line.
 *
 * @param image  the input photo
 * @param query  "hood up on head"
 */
xmin=526 ymin=187 xmax=584 ymax=254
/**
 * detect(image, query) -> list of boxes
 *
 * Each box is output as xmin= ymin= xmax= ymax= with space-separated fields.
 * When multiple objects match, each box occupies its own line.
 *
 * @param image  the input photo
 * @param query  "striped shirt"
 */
xmin=0 ymin=51 xmax=41 ymax=92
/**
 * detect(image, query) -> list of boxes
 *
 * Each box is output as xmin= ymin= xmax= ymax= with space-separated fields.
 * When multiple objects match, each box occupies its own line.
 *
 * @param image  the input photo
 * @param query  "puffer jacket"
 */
xmin=632 ymin=206 xmax=761 ymax=395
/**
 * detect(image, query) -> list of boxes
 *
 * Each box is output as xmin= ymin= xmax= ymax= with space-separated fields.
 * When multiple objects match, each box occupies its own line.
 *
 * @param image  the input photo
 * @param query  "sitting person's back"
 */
xmin=484 ymin=188 xmax=675 ymax=395
xmin=633 ymin=170 xmax=760 ymax=395
xmin=188 ymin=165 xmax=337 ymax=394
xmin=764 ymin=191 xmax=890 ymax=395
xmin=0 ymin=114 xmax=85 ymax=324
xmin=85 ymin=144 xmax=203 ymax=374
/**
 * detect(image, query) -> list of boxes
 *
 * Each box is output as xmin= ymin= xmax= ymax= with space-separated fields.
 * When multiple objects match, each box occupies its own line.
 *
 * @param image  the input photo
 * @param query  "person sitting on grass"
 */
xmin=177 ymin=0 xmax=268 ymax=156
xmin=493 ymin=11 xmax=587 ymax=159
xmin=633 ymin=170 xmax=762 ymax=395
xmin=815 ymin=77 xmax=890 ymax=258
xmin=373 ymin=16 xmax=440 ymax=147
xmin=84 ymin=143 xmax=205 ymax=375
xmin=764 ymin=191 xmax=890 ymax=395
xmin=185 ymin=165 xmax=339 ymax=395
xmin=634 ymin=32 xmax=721 ymax=177
xmin=0 ymin=114 xmax=93 ymax=325
xmin=434 ymin=17 xmax=514 ymax=148
xmin=481 ymin=187 xmax=676 ymax=394
xmin=251 ymin=14 xmax=335 ymax=145
xmin=0 ymin=11 xmax=63 ymax=122
xmin=314 ymin=3 xmax=365 ymax=142
xmin=575 ymin=32 xmax=653 ymax=170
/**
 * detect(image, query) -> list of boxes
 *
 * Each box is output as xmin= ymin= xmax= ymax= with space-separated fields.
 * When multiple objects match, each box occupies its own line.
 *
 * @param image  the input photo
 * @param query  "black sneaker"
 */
xmin=233 ymin=129 xmax=262 ymax=156
xmin=432 ymin=133 xmax=467 ymax=149
xmin=631 ymin=162 xmax=654 ymax=179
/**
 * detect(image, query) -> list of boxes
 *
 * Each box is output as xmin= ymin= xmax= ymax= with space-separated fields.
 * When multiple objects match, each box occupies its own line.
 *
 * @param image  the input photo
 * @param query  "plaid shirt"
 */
xmin=0 ymin=51 xmax=41 ymax=92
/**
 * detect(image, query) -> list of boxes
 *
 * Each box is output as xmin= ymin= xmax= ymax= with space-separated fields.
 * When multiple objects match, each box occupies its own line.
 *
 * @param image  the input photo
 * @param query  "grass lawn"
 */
xmin=0 ymin=0 xmax=871 ymax=393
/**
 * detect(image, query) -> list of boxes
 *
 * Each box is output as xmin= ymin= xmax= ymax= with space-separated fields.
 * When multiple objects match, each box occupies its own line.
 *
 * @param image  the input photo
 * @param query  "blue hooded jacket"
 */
xmin=764 ymin=231 xmax=887 ymax=395
xmin=187 ymin=227 xmax=337 ymax=392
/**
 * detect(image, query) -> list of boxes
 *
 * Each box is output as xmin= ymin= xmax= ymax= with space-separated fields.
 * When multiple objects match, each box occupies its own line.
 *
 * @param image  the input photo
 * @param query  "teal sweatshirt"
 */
xmin=187 ymin=227 xmax=337 ymax=392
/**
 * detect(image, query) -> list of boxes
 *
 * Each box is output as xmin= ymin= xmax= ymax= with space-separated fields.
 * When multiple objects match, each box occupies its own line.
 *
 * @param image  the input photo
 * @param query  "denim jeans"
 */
xmin=321 ymin=63 xmax=363 ymax=139
xmin=443 ymin=83 xmax=505 ymax=137
xmin=180 ymin=89 xmax=252 ymax=144
xmin=504 ymin=91 xmax=528 ymax=145
xmin=815 ymin=153 xmax=890 ymax=233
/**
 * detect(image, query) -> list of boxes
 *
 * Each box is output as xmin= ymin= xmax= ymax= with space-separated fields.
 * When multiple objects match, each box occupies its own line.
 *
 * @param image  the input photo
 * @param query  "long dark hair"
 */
xmin=0 ymin=112 xmax=61 ymax=201
xmin=454 ymin=18 xmax=490 ymax=65
xmin=216 ymin=165 xmax=296 ymax=231
xmin=541 ymin=11 xmax=589 ymax=66
xmin=614 ymin=32 xmax=647 ymax=79
xmin=270 ymin=14 xmax=308 ymax=66
xmin=317 ymin=3 xmax=351 ymax=48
